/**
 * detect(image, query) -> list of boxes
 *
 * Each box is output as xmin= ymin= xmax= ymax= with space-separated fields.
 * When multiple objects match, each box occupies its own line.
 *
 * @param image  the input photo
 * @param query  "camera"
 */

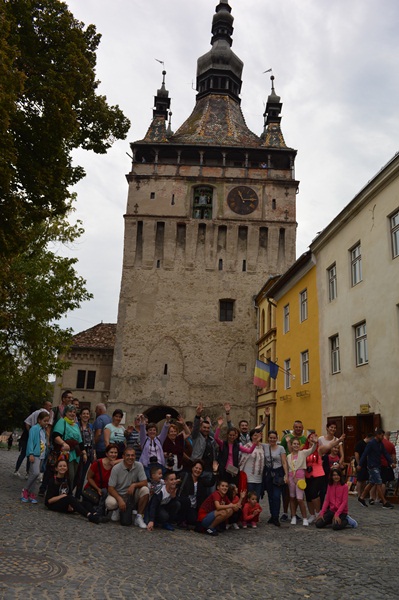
xmin=166 ymin=454 xmax=175 ymax=468
xmin=306 ymin=466 xmax=313 ymax=473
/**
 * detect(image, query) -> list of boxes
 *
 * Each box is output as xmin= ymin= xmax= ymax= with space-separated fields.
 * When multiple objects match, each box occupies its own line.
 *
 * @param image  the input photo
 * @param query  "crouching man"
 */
xmin=106 ymin=447 xmax=149 ymax=527
xmin=147 ymin=472 xmax=181 ymax=532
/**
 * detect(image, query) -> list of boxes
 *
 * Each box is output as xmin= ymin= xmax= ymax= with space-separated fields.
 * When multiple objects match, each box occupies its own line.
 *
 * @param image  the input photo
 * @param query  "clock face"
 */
xmin=227 ymin=186 xmax=259 ymax=215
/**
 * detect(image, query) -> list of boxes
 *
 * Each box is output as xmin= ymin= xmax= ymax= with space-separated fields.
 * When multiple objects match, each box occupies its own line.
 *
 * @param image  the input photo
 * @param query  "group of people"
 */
xmin=13 ymin=394 xmax=397 ymax=533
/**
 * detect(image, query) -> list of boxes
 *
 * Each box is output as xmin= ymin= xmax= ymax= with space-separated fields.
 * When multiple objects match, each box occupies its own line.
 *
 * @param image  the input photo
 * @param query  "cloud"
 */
xmin=59 ymin=0 xmax=399 ymax=332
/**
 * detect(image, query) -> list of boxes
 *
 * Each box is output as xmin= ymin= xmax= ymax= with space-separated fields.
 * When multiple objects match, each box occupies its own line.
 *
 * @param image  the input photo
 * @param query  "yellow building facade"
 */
xmin=256 ymin=251 xmax=322 ymax=439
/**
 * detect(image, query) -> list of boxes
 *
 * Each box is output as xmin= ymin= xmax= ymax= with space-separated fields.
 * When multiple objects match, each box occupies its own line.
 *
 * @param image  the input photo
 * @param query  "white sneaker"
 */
xmin=225 ymin=523 xmax=231 ymax=530
xmin=303 ymin=518 xmax=309 ymax=526
xmin=232 ymin=523 xmax=240 ymax=530
xmin=111 ymin=509 xmax=120 ymax=522
xmin=290 ymin=516 xmax=297 ymax=525
xmin=135 ymin=514 xmax=147 ymax=529
xmin=13 ymin=471 xmax=21 ymax=478
xmin=307 ymin=515 xmax=315 ymax=524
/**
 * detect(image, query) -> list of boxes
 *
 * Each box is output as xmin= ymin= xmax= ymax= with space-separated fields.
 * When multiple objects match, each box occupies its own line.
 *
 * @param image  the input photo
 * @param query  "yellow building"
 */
xmin=257 ymin=251 xmax=322 ymax=438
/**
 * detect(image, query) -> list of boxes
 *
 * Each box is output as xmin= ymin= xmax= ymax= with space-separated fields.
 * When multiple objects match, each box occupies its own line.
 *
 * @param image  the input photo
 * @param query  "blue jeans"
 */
xmin=264 ymin=470 xmax=283 ymax=519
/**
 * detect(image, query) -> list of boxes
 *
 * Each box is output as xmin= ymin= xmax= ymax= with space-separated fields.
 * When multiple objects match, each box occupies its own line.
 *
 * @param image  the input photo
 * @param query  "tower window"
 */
xmin=272 ymin=199 xmax=276 ymax=210
xmin=150 ymin=192 xmax=155 ymax=199
xmin=219 ymin=299 xmax=234 ymax=322
xmin=164 ymin=364 xmax=168 ymax=375
xmin=218 ymin=259 xmax=223 ymax=271
xmin=193 ymin=186 xmax=213 ymax=219
xmin=171 ymin=194 xmax=175 ymax=205
xmin=242 ymin=260 xmax=247 ymax=272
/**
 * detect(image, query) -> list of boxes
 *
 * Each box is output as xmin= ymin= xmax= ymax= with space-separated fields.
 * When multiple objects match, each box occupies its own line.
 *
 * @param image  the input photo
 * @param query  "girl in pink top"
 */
xmin=316 ymin=468 xmax=349 ymax=530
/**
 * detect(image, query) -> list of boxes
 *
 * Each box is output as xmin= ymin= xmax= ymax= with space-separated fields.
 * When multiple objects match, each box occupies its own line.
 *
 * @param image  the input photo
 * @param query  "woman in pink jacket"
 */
xmin=316 ymin=468 xmax=349 ymax=530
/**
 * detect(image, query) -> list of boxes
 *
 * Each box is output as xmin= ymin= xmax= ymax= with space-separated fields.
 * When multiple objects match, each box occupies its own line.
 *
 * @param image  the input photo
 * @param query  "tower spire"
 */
xmin=140 ymin=70 xmax=172 ymax=143
xmin=261 ymin=75 xmax=287 ymax=148
xmin=196 ymin=1 xmax=243 ymax=102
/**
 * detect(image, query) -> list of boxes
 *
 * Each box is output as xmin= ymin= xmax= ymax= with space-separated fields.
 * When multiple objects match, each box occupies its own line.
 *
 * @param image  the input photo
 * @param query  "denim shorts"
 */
xmin=368 ymin=467 xmax=382 ymax=485
xmin=201 ymin=511 xmax=216 ymax=529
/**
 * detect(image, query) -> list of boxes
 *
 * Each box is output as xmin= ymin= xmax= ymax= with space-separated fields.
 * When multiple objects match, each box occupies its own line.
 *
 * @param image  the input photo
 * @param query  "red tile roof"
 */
xmin=71 ymin=323 xmax=116 ymax=350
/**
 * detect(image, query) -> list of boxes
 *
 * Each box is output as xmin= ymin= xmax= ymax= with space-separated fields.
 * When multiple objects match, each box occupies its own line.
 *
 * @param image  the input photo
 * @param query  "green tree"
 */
xmin=1 ymin=0 xmax=130 ymax=255
xmin=0 ymin=0 xmax=130 ymax=424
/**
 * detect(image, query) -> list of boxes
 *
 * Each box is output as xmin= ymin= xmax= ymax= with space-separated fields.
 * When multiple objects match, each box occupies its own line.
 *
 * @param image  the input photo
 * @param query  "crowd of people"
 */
xmin=13 ymin=393 xmax=398 ymax=534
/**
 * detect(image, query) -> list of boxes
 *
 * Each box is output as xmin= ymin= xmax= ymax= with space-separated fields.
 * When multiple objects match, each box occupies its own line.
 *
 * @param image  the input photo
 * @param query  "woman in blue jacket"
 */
xmin=21 ymin=411 xmax=50 ymax=504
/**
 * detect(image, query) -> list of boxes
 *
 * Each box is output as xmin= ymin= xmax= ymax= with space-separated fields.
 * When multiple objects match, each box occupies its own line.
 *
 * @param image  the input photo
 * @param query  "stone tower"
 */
xmin=111 ymin=1 xmax=298 ymax=424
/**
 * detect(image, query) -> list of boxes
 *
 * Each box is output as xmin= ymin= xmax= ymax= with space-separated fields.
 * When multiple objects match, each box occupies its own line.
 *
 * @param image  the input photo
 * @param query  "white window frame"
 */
xmin=300 ymin=350 xmax=309 ymax=384
xmin=390 ymin=210 xmax=399 ymax=258
xmin=355 ymin=322 xmax=368 ymax=366
xmin=284 ymin=359 xmax=291 ymax=389
xmin=328 ymin=264 xmax=337 ymax=301
xmin=299 ymin=289 xmax=308 ymax=322
xmin=351 ymin=243 xmax=362 ymax=286
xmin=330 ymin=334 xmax=340 ymax=374
xmin=283 ymin=304 xmax=290 ymax=333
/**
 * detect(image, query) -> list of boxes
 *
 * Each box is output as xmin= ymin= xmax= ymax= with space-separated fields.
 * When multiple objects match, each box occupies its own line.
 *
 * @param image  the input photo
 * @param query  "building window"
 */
xmin=284 ymin=359 xmax=291 ymax=389
xmin=219 ymin=299 xmax=234 ymax=322
xmin=150 ymin=192 xmax=155 ymax=199
xmin=354 ymin=322 xmax=368 ymax=366
xmin=301 ymin=350 xmax=309 ymax=384
xmin=193 ymin=186 xmax=213 ymax=219
xmin=299 ymin=289 xmax=308 ymax=322
xmin=390 ymin=210 xmax=399 ymax=258
xmin=330 ymin=334 xmax=340 ymax=374
xmin=328 ymin=264 xmax=337 ymax=301
xmin=283 ymin=304 xmax=290 ymax=333
xmin=76 ymin=370 xmax=96 ymax=390
xmin=350 ymin=243 xmax=362 ymax=286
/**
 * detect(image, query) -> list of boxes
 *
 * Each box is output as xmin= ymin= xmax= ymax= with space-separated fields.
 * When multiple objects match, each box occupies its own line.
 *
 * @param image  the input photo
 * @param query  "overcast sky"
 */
xmin=61 ymin=0 xmax=399 ymax=333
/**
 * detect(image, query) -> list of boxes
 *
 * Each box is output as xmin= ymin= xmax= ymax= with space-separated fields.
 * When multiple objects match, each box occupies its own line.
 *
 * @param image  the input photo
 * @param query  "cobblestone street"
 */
xmin=1 ymin=449 xmax=398 ymax=600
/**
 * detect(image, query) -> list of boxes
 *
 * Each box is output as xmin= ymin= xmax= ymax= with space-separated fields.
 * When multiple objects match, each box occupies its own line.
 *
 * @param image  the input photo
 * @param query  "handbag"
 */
xmin=82 ymin=459 xmax=104 ymax=505
xmin=82 ymin=487 xmax=101 ymax=505
xmin=272 ymin=472 xmax=286 ymax=487
xmin=226 ymin=464 xmax=239 ymax=476
xmin=268 ymin=447 xmax=286 ymax=486
xmin=65 ymin=438 xmax=81 ymax=456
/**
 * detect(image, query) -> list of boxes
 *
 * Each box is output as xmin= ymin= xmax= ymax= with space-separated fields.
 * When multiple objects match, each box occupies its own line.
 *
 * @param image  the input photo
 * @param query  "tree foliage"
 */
xmin=0 ymin=0 xmax=130 ymax=255
xmin=0 ymin=0 xmax=130 ymax=424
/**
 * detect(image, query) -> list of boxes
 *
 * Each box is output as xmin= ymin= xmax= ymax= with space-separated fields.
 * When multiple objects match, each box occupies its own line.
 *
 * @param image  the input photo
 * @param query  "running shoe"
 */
xmin=357 ymin=497 xmax=367 ymax=507
xmin=29 ymin=492 xmax=38 ymax=504
xmin=20 ymin=489 xmax=29 ymax=503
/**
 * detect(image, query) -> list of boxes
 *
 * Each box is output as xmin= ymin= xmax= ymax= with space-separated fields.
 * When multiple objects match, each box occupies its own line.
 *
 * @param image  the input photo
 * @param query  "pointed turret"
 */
xmin=140 ymin=70 xmax=171 ymax=143
xmin=261 ymin=75 xmax=287 ymax=148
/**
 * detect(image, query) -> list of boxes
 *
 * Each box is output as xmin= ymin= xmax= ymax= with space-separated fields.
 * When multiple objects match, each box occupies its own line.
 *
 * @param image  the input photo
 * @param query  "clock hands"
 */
xmin=238 ymin=190 xmax=255 ymax=202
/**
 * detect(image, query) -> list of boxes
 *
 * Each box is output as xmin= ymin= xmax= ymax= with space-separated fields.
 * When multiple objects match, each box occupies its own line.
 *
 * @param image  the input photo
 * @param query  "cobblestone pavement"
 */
xmin=1 ymin=449 xmax=398 ymax=600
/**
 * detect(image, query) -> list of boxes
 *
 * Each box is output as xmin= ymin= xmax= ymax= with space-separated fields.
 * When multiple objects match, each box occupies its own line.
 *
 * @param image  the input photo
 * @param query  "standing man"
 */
xmin=354 ymin=433 xmax=373 ymax=498
xmin=223 ymin=403 xmax=268 ymax=444
xmin=106 ymin=448 xmax=149 ymax=527
xmin=369 ymin=431 xmax=396 ymax=504
xmin=93 ymin=403 xmax=112 ymax=459
xmin=358 ymin=429 xmax=396 ymax=509
xmin=280 ymin=420 xmax=308 ymax=522
xmin=52 ymin=390 xmax=74 ymax=425
xmin=191 ymin=403 xmax=219 ymax=486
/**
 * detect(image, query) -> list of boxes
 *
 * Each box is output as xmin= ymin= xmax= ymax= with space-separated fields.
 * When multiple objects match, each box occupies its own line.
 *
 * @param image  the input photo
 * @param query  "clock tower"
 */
xmin=111 ymin=1 xmax=298 ymax=424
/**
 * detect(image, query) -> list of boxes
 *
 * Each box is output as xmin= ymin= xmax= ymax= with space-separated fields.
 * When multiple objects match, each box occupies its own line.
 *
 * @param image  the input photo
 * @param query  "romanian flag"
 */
xmin=253 ymin=359 xmax=271 ymax=387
